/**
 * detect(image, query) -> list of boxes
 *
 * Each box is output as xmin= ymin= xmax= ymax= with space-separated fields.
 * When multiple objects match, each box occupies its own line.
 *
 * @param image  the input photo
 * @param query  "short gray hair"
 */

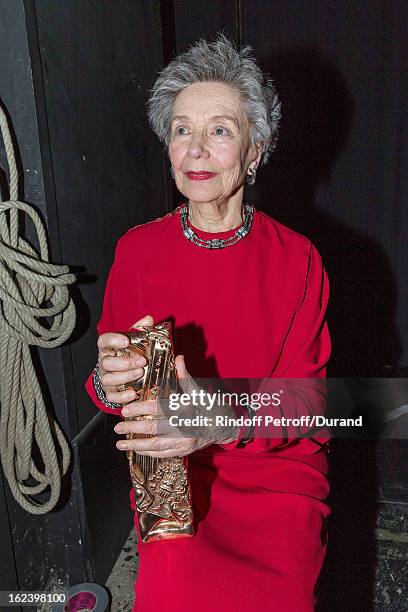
xmin=147 ymin=34 xmax=282 ymax=165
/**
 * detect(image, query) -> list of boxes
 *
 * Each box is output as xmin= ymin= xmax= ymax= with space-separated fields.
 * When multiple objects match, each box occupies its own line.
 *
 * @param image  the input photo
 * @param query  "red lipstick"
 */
xmin=185 ymin=171 xmax=217 ymax=181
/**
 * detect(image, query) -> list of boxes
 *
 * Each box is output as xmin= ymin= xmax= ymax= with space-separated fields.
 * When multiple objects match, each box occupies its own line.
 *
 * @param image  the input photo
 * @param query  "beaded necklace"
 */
xmin=180 ymin=203 xmax=254 ymax=249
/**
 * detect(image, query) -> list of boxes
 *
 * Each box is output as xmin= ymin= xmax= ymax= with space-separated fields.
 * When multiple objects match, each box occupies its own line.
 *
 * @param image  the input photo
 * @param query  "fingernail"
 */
xmin=122 ymin=407 xmax=129 ymax=416
xmin=117 ymin=441 xmax=127 ymax=449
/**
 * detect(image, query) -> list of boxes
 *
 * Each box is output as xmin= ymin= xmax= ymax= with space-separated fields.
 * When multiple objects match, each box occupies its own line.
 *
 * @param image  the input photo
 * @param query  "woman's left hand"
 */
xmin=113 ymin=355 xmax=240 ymax=458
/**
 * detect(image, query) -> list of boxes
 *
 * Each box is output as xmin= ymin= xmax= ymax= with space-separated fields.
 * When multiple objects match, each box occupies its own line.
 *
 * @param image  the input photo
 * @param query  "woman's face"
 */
xmin=168 ymin=82 xmax=261 ymax=205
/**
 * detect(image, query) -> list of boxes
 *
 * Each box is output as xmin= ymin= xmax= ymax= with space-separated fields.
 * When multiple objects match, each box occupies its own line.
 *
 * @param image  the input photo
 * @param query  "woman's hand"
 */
xmin=97 ymin=315 xmax=154 ymax=406
xmin=113 ymin=355 xmax=240 ymax=458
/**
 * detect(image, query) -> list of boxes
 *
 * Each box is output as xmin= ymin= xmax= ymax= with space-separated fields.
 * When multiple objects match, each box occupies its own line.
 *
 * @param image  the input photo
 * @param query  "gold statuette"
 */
xmin=115 ymin=322 xmax=194 ymax=543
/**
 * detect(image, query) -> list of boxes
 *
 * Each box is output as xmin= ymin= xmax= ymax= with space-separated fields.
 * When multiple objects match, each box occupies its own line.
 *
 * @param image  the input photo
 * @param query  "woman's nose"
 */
xmin=187 ymin=131 xmax=209 ymax=158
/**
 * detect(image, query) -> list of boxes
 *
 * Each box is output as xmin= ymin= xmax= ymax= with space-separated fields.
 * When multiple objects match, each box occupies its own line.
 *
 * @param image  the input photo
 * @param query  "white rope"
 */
xmin=0 ymin=103 xmax=76 ymax=513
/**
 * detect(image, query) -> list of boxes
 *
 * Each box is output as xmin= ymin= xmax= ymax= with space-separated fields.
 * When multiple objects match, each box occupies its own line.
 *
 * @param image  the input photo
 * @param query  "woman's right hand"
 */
xmin=97 ymin=315 xmax=153 ymax=406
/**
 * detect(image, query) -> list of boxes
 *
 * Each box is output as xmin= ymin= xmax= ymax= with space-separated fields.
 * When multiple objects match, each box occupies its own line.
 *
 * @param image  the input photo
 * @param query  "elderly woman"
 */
xmin=85 ymin=35 xmax=331 ymax=612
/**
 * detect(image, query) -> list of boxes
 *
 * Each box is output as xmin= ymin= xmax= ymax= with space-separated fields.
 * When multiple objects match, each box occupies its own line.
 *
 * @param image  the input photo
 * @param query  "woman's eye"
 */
xmin=214 ymin=126 xmax=229 ymax=136
xmin=175 ymin=126 xmax=189 ymax=136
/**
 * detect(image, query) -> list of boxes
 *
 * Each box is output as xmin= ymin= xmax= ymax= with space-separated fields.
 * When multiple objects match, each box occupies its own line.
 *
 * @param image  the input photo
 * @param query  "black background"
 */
xmin=0 ymin=1 xmax=406 ymax=610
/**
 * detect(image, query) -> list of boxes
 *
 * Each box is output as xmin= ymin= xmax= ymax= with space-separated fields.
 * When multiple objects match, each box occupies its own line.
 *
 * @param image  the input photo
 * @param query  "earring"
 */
xmin=170 ymin=166 xmax=175 ymax=179
xmin=246 ymin=166 xmax=257 ymax=186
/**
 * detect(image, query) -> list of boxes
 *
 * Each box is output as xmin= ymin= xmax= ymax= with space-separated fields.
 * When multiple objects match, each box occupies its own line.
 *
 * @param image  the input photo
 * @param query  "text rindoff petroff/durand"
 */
xmin=167 ymin=414 xmax=363 ymax=429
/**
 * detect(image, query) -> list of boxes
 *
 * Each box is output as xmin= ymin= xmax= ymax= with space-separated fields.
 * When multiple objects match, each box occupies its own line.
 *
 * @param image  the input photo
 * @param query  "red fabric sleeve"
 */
xmin=84 ymin=239 xmax=125 ymax=416
xmin=220 ymin=242 xmax=331 ymax=451
xmin=274 ymin=243 xmax=331 ymax=378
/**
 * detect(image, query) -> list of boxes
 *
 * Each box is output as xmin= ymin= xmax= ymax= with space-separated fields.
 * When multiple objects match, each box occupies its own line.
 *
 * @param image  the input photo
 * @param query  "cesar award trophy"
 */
xmin=114 ymin=322 xmax=194 ymax=543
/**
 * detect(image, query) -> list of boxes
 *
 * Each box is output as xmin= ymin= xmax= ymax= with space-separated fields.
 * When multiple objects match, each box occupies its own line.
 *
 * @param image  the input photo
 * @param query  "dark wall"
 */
xmin=0 ymin=0 xmax=406 ymax=608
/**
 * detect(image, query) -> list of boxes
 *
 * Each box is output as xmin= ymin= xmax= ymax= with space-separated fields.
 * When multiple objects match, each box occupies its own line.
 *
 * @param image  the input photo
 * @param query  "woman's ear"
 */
xmin=247 ymin=141 xmax=264 ymax=172
xmin=253 ymin=141 xmax=265 ymax=167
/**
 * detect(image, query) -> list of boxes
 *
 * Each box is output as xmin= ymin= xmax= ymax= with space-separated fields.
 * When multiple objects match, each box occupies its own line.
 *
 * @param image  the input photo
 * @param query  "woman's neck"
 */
xmin=187 ymin=194 xmax=244 ymax=233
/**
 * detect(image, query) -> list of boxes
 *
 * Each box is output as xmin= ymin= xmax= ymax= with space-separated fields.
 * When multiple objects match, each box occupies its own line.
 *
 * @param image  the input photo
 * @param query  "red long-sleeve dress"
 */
xmin=85 ymin=205 xmax=332 ymax=612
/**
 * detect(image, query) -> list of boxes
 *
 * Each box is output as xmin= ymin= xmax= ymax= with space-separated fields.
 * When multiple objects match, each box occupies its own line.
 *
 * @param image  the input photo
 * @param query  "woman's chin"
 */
xmin=180 ymin=187 xmax=224 ymax=204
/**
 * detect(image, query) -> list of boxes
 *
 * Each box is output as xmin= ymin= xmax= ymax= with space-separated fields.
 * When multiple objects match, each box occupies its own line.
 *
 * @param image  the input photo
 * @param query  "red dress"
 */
xmin=85 ymin=205 xmax=331 ymax=612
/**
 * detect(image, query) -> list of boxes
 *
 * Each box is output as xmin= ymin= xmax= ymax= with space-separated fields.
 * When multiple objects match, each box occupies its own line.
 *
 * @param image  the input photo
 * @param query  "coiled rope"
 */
xmin=0 ymin=104 xmax=76 ymax=513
